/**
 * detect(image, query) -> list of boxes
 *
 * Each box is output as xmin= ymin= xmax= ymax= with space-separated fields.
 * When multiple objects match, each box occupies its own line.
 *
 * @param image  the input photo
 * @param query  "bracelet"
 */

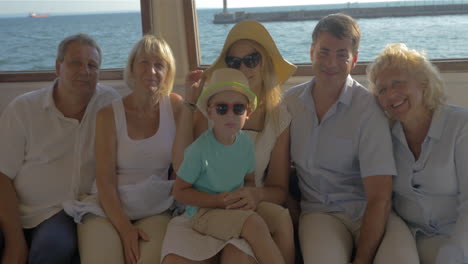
xmin=184 ymin=101 xmax=197 ymax=110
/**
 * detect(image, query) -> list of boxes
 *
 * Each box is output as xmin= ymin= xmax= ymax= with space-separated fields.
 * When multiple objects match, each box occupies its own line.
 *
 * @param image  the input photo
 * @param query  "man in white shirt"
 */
xmin=0 ymin=33 xmax=120 ymax=263
xmin=285 ymin=14 xmax=417 ymax=264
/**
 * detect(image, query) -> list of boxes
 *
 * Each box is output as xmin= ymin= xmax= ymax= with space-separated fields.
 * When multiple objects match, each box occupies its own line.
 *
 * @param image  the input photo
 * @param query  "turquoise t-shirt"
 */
xmin=177 ymin=129 xmax=255 ymax=218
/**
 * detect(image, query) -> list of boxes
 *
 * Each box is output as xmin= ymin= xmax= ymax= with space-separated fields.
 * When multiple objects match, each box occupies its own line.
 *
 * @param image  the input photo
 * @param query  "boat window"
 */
xmin=187 ymin=0 xmax=468 ymax=74
xmin=0 ymin=0 xmax=149 ymax=82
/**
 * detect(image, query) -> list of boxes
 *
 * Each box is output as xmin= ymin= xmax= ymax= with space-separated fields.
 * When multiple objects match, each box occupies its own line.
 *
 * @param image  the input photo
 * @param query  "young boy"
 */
xmin=172 ymin=68 xmax=285 ymax=264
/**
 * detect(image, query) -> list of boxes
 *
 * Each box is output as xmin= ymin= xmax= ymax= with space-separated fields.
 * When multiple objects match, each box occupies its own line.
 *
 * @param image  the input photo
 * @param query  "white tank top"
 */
xmin=112 ymin=95 xmax=175 ymax=186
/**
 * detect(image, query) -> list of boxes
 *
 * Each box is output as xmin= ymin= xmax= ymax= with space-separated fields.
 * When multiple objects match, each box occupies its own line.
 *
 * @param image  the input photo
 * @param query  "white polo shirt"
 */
xmin=0 ymin=79 xmax=120 ymax=228
xmin=285 ymin=76 xmax=396 ymax=220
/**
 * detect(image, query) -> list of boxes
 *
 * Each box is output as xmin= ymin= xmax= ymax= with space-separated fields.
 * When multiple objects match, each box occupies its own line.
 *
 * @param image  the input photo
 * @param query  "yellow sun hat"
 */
xmin=203 ymin=20 xmax=297 ymax=86
xmin=196 ymin=68 xmax=257 ymax=117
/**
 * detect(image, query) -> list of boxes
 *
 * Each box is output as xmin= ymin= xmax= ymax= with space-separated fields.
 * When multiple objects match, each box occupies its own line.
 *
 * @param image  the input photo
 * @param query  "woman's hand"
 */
xmin=185 ymin=70 xmax=205 ymax=104
xmin=224 ymin=187 xmax=260 ymax=210
xmin=119 ymin=225 xmax=150 ymax=264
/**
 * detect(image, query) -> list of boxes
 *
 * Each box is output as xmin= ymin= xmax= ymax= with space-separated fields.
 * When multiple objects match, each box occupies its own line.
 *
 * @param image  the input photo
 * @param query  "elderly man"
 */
xmin=0 ymin=33 xmax=120 ymax=263
xmin=285 ymin=14 xmax=418 ymax=264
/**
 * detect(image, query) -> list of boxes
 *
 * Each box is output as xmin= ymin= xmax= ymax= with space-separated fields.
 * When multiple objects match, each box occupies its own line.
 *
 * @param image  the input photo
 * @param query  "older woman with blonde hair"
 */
xmin=162 ymin=20 xmax=296 ymax=264
xmin=367 ymin=43 xmax=468 ymax=264
xmin=64 ymin=35 xmax=184 ymax=264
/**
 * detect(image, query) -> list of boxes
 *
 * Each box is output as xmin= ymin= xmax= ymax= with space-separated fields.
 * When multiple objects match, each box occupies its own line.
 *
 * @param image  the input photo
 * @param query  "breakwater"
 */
xmin=213 ymin=3 xmax=468 ymax=24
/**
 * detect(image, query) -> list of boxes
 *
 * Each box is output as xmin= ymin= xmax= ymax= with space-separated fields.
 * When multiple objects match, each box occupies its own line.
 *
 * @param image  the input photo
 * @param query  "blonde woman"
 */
xmin=65 ymin=35 xmax=183 ymax=264
xmin=368 ymin=43 xmax=468 ymax=264
xmin=162 ymin=20 xmax=296 ymax=264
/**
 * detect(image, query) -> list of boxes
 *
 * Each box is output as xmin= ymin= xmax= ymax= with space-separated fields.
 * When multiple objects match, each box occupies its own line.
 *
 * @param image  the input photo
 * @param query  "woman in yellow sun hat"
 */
xmin=161 ymin=20 xmax=297 ymax=264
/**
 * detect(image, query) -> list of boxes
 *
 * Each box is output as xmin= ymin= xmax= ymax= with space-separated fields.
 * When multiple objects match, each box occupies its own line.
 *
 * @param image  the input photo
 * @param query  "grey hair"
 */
xmin=56 ymin=33 xmax=102 ymax=66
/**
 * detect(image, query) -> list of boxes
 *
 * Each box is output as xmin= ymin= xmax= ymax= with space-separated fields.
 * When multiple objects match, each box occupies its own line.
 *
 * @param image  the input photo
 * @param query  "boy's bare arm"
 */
xmin=244 ymin=172 xmax=255 ymax=187
xmin=172 ymin=174 xmax=228 ymax=209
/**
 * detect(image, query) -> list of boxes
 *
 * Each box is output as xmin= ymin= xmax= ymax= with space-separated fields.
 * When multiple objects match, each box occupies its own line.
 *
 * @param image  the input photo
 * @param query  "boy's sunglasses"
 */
xmin=210 ymin=103 xmax=247 ymax=115
xmin=225 ymin=52 xmax=262 ymax=69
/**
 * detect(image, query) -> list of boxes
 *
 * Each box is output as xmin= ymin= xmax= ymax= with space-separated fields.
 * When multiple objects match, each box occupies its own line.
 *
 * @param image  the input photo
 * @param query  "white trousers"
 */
xmin=299 ymin=211 xmax=419 ymax=264
xmin=78 ymin=212 xmax=171 ymax=264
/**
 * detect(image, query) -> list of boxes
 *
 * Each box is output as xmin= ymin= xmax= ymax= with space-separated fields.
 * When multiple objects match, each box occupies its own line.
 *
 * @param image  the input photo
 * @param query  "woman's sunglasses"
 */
xmin=225 ymin=52 xmax=262 ymax=69
xmin=210 ymin=103 xmax=247 ymax=115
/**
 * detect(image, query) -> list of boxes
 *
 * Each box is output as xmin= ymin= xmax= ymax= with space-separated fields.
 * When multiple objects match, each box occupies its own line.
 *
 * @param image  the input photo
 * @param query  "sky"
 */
xmin=0 ymin=0 xmax=419 ymax=16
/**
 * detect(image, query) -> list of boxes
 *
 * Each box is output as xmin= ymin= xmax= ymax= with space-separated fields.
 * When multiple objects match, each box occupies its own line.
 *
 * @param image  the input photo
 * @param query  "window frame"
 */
xmin=183 ymin=0 xmax=468 ymax=75
xmin=0 ymin=0 xmax=151 ymax=83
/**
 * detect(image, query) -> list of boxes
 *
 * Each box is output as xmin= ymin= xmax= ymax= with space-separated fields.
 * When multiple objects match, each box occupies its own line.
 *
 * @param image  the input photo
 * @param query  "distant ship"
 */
xmin=28 ymin=12 xmax=50 ymax=18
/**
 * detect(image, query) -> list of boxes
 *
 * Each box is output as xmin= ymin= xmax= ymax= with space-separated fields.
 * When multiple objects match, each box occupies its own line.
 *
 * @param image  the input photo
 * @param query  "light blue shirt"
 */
xmin=392 ymin=104 xmax=468 ymax=263
xmin=177 ymin=129 xmax=255 ymax=218
xmin=285 ymin=76 xmax=396 ymax=220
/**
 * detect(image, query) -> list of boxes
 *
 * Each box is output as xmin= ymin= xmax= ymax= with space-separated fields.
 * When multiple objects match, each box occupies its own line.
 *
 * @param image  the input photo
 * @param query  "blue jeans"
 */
xmin=0 ymin=210 xmax=79 ymax=264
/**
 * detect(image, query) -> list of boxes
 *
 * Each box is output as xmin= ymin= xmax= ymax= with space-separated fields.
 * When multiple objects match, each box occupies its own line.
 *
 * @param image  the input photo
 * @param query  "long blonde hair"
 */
xmin=226 ymin=39 xmax=282 ymax=131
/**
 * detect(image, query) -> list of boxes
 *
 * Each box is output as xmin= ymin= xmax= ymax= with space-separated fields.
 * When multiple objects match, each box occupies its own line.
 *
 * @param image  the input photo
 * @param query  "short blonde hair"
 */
xmin=124 ymin=35 xmax=176 ymax=95
xmin=367 ymin=43 xmax=446 ymax=111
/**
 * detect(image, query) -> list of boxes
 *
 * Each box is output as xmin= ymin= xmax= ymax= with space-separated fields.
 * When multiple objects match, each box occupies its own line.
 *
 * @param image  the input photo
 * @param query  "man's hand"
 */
xmin=2 ymin=237 xmax=28 ymax=264
xmin=0 ymin=172 xmax=28 ymax=264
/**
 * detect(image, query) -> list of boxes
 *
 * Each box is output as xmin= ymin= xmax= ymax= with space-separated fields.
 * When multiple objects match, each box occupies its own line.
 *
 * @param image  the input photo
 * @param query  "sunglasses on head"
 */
xmin=210 ymin=103 xmax=247 ymax=115
xmin=225 ymin=52 xmax=262 ymax=69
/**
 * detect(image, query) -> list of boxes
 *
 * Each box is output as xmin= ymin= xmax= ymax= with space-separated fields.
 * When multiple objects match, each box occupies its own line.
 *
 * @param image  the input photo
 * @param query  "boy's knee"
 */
xmin=271 ymin=206 xmax=293 ymax=235
xmin=256 ymin=202 xmax=292 ymax=235
xmin=243 ymin=213 xmax=269 ymax=236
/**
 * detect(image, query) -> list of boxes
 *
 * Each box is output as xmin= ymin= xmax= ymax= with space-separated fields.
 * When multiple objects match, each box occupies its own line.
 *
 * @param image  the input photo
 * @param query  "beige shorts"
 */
xmin=191 ymin=207 xmax=255 ymax=241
